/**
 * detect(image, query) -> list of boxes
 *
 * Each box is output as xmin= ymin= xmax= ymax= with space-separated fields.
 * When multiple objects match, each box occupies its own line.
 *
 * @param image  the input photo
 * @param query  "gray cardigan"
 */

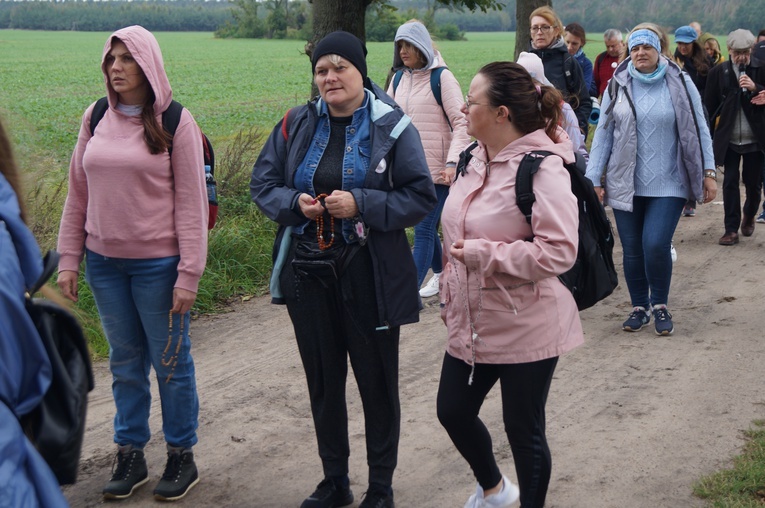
xmin=586 ymin=57 xmax=714 ymax=212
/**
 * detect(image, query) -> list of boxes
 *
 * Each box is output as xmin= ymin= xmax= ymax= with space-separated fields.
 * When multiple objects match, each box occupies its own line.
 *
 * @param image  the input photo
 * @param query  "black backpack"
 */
xmin=89 ymin=97 xmax=218 ymax=229
xmin=22 ymin=250 xmax=94 ymax=485
xmin=456 ymin=143 xmax=618 ymax=310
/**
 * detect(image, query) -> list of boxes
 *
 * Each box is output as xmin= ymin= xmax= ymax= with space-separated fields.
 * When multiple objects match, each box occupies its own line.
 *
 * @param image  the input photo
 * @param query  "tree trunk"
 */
xmin=305 ymin=0 xmax=373 ymax=97
xmin=515 ymin=0 xmax=552 ymax=60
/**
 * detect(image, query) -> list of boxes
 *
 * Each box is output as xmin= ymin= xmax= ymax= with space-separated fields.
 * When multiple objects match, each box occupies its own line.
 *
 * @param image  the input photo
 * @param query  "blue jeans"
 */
xmin=612 ymin=197 xmax=685 ymax=308
xmin=413 ymin=184 xmax=449 ymax=287
xmin=85 ymin=250 xmax=199 ymax=449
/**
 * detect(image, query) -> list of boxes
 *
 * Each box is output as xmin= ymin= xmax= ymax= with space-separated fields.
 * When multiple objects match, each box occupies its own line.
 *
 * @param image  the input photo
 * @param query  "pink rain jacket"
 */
xmin=440 ymin=128 xmax=584 ymax=365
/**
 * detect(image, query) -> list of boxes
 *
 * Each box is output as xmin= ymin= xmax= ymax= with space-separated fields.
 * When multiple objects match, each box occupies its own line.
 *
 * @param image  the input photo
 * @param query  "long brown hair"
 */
xmin=0 ymin=118 xmax=26 ymax=222
xmin=479 ymin=61 xmax=564 ymax=141
xmin=676 ymin=40 xmax=711 ymax=77
xmin=141 ymin=89 xmax=172 ymax=155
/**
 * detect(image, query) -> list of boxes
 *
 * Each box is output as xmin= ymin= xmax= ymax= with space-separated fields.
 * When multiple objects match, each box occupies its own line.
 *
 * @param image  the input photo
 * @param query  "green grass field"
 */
xmin=0 ymin=30 xmax=539 ymax=166
xmin=3 ymin=28 xmax=730 ymax=172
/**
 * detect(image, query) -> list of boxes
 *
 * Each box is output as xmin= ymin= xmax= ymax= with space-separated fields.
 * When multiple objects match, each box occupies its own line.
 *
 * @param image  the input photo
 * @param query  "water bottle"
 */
xmin=589 ymin=97 xmax=601 ymax=126
xmin=205 ymin=165 xmax=217 ymax=205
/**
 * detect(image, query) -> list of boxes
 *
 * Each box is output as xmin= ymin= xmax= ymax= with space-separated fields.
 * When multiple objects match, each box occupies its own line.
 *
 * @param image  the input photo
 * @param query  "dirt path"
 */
xmin=63 ymin=197 xmax=765 ymax=508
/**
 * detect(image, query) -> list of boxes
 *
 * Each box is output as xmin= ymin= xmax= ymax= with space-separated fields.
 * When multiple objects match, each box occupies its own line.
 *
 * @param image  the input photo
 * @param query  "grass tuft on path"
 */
xmin=694 ymin=420 xmax=765 ymax=507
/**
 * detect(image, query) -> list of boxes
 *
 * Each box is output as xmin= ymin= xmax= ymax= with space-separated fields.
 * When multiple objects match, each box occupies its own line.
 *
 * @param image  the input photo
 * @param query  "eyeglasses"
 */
xmin=530 ymin=25 xmax=553 ymax=34
xmin=465 ymin=95 xmax=488 ymax=109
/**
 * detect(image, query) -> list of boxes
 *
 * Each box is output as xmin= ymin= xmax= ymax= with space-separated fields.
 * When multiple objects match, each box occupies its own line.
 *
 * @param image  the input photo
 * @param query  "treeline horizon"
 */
xmin=0 ymin=0 xmax=762 ymax=37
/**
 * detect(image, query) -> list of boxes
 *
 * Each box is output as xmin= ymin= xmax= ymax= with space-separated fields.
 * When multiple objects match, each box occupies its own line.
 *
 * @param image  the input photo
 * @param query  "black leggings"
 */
xmin=281 ymin=244 xmax=400 ymax=487
xmin=437 ymin=353 xmax=558 ymax=508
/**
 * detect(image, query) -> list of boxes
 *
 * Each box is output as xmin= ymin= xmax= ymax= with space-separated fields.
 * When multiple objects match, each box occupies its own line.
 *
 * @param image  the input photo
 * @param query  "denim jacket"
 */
xmin=291 ymin=94 xmax=373 ymax=240
xmin=251 ymin=81 xmax=437 ymax=328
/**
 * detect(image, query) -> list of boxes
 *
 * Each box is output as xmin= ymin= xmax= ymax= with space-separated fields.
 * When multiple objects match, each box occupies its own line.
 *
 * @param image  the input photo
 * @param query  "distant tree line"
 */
xmin=1 ymin=0 xmax=762 ymax=38
xmin=0 ymin=0 xmax=233 ymax=31
xmin=553 ymin=0 xmax=764 ymax=37
xmin=395 ymin=0 xmax=764 ymax=36
xmin=215 ymin=0 xmax=311 ymax=39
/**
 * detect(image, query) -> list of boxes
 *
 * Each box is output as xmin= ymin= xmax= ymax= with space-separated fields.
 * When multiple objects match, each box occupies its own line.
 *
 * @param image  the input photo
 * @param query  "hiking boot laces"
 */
xmin=160 ymin=452 xmax=183 ymax=482
xmin=110 ymin=451 xmax=133 ymax=480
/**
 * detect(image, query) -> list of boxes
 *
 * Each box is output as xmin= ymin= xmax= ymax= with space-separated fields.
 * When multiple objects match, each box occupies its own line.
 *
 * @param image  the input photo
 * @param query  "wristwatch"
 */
xmin=704 ymin=170 xmax=717 ymax=179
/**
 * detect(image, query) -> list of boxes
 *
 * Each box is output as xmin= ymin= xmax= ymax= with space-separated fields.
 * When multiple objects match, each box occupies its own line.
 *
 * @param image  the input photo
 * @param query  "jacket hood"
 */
xmin=393 ymin=21 xmax=436 ymax=70
xmin=101 ymin=25 xmax=172 ymax=113
xmin=0 ymin=174 xmax=42 ymax=291
xmin=478 ymin=127 xmax=574 ymax=166
xmin=530 ymin=37 xmax=568 ymax=53
xmin=612 ymin=55 xmax=682 ymax=86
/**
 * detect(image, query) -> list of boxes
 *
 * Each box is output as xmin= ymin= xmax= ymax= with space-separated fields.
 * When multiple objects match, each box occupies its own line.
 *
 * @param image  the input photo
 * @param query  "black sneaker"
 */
xmin=359 ymin=484 xmax=395 ymax=508
xmin=102 ymin=447 xmax=149 ymax=500
xmin=153 ymin=449 xmax=199 ymax=501
xmin=622 ymin=306 xmax=651 ymax=331
xmin=300 ymin=478 xmax=354 ymax=508
xmin=652 ymin=305 xmax=674 ymax=336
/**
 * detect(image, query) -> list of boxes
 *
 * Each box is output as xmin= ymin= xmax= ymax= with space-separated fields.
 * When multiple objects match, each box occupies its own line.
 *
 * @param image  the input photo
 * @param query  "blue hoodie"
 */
xmin=0 ymin=173 xmax=69 ymax=507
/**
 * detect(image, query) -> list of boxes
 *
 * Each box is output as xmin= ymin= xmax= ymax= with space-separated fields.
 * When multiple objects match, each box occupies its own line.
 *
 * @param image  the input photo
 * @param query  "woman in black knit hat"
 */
xmin=251 ymin=31 xmax=436 ymax=508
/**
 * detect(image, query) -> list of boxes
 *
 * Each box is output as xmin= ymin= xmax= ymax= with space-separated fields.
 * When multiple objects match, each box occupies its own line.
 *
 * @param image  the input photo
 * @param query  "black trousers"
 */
xmin=281 ymin=243 xmax=400 ymax=487
xmin=723 ymin=147 xmax=764 ymax=233
xmin=437 ymin=353 xmax=558 ymax=508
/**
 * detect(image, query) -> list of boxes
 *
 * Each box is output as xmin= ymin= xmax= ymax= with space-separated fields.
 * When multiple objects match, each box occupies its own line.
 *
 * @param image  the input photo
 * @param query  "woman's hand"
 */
xmin=57 ymin=270 xmax=79 ymax=302
xmin=298 ymin=193 xmax=326 ymax=220
xmin=449 ymin=238 xmax=466 ymax=264
xmin=324 ymin=190 xmax=359 ymax=219
xmin=703 ymin=177 xmax=718 ymax=204
xmin=440 ymin=165 xmax=456 ymax=184
xmin=593 ymin=186 xmax=605 ymax=203
xmin=172 ymin=288 xmax=197 ymax=315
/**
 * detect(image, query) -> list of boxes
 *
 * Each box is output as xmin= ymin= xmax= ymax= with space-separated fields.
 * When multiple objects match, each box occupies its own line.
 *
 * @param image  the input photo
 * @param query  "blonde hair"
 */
xmin=529 ymin=6 xmax=564 ymax=37
xmin=704 ymin=38 xmax=723 ymax=63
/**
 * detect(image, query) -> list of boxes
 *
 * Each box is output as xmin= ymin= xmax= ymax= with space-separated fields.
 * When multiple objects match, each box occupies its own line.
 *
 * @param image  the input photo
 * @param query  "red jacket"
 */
xmin=593 ymin=52 xmax=621 ymax=98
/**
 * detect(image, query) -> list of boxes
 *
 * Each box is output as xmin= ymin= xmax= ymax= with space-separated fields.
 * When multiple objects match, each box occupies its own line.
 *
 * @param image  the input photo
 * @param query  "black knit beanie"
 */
xmin=311 ymin=31 xmax=368 ymax=79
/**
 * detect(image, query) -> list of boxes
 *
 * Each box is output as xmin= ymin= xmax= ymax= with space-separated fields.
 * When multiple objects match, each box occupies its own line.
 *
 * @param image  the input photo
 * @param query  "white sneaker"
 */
xmin=463 ymin=475 xmax=520 ymax=508
xmin=670 ymin=243 xmax=677 ymax=263
xmin=419 ymin=272 xmax=440 ymax=298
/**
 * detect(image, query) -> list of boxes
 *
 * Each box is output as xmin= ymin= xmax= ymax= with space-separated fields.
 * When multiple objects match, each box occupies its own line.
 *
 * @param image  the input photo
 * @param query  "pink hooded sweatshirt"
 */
xmin=440 ymin=128 xmax=584 ymax=366
xmin=57 ymin=25 xmax=207 ymax=293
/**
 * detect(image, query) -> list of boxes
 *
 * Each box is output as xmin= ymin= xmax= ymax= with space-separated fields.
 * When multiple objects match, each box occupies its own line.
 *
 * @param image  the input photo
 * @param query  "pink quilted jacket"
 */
xmin=386 ymin=53 xmax=470 ymax=185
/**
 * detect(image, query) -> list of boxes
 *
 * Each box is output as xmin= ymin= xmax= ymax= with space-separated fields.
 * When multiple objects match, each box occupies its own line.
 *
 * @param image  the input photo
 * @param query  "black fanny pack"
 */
xmin=291 ymin=241 xmax=360 ymax=282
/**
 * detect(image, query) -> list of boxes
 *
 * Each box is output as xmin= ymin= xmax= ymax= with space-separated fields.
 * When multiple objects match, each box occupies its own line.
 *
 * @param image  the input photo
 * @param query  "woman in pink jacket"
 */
xmin=57 ymin=25 xmax=207 ymax=502
xmin=437 ymin=62 xmax=584 ymax=508
xmin=387 ymin=20 xmax=469 ymax=299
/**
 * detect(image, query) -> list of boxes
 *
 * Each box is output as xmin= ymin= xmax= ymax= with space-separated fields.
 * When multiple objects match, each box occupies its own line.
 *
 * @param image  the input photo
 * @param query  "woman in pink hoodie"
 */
xmin=57 ymin=25 xmax=207 ymax=502
xmin=387 ymin=20 xmax=469 ymax=299
xmin=437 ymin=62 xmax=583 ymax=508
